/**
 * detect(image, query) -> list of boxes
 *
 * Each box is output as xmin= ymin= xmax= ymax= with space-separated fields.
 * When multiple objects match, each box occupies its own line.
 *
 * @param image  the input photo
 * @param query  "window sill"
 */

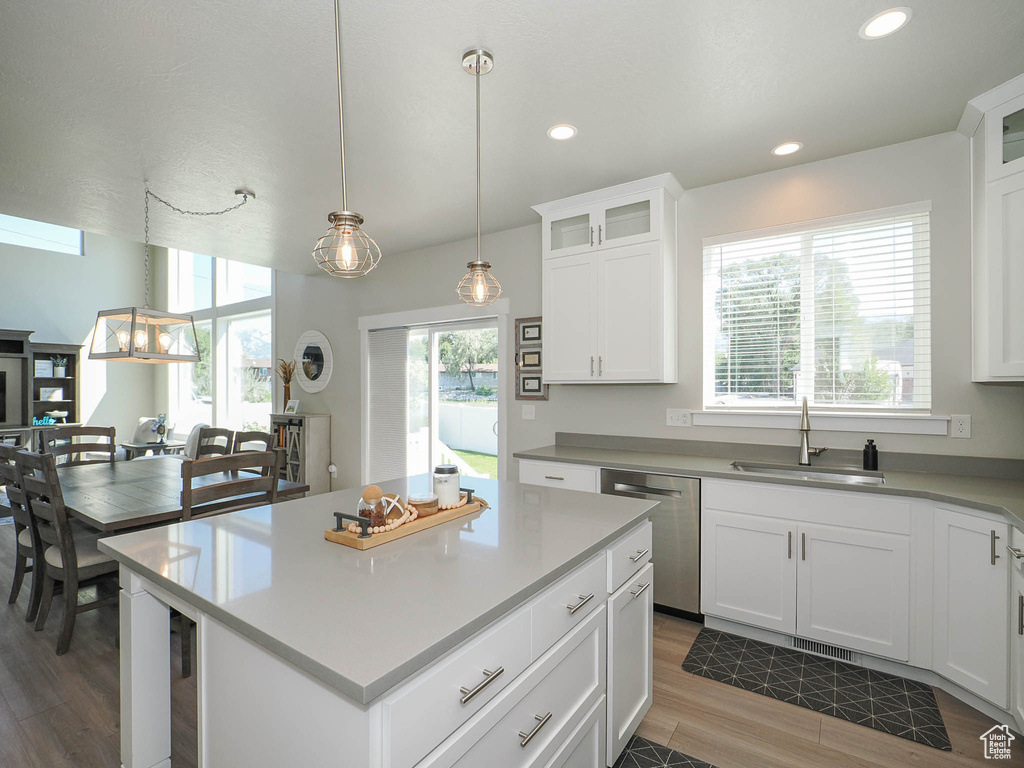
xmin=692 ymin=410 xmax=949 ymax=436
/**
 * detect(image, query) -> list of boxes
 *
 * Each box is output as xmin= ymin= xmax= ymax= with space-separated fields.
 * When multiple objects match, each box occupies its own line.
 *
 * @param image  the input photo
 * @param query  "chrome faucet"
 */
xmin=798 ymin=397 xmax=827 ymax=466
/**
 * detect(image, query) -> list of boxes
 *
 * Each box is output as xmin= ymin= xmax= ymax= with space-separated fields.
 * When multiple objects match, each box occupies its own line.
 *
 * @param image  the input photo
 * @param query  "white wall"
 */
xmin=274 ymin=132 xmax=1024 ymax=489
xmin=0 ymin=232 xmax=156 ymax=443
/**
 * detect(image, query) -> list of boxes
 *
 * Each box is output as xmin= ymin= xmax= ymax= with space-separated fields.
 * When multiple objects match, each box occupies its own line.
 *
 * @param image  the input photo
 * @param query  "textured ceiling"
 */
xmin=1 ymin=0 xmax=1023 ymax=274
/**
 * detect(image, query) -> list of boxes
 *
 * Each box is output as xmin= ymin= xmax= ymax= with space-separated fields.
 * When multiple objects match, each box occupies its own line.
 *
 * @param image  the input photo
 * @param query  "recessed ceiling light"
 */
xmin=547 ymin=124 xmax=578 ymax=141
xmin=772 ymin=141 xmax=803 ymax=156
xmin=859 ymin=7 xmax=912 ymax=39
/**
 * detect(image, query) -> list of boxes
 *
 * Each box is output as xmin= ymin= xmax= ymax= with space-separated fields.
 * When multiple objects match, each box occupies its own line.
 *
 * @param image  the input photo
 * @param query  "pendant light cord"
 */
xmin=333 ymin=0 xmax=348 ymax=211
xmin=476 ymin=65 xmax=481 ymax=260
xmin=142 ymin=186 xmax=254 ymax=307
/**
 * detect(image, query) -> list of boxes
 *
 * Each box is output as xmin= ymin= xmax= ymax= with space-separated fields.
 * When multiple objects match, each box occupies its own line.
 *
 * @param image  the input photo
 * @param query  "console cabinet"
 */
xmin=534 ymin=175 xmax=682 ymax=384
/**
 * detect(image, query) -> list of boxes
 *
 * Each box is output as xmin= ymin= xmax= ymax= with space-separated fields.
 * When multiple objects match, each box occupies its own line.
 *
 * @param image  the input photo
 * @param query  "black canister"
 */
xmin=863 ymin=439 xmax=879 ymax=471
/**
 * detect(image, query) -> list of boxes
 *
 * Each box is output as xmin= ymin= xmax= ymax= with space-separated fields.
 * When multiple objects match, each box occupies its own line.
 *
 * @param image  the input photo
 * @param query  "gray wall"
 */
xmin=0 ymin=232 xmax=156 ymax=443
xmin=275 ymin=131 xmax=1024 ymax=490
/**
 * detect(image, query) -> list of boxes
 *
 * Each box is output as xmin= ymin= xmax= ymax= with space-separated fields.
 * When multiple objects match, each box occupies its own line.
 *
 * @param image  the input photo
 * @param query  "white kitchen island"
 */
xmin=98 ymin=476 xmax=656 ymax=768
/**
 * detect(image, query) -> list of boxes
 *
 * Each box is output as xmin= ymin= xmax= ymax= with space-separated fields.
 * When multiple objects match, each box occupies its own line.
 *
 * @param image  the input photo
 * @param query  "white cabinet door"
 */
xmin=933 ymin=507 xmax=1010 ymax=707
xmin=606 ymin=563 xmax=653 ymax=767
xmin=597 ymin=191 xmax=660 ymax=250
xmin=596 ymin=244 xmax=663 ymax=381
xmin=542 ymin=254 xmax=598 ymax=382
xmin=700 ymin=509 xmax=796 ymax=634
xmin=796 ymin=524 xmax=910 ymax=660
xmin=545 ymin=699 xmax=605 ymax=768
xmin=983 ymin=173 xmax=1024 ymax=378
xmin=1013 ymin=576 xmax=1024 ymax=734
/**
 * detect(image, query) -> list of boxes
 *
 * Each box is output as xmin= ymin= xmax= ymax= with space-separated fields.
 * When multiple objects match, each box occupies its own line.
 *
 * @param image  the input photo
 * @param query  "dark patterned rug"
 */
xmin=613 ymin=736 xmax=717 ymax=768
xmin=682 ymin=628 xmax=951 ymax=750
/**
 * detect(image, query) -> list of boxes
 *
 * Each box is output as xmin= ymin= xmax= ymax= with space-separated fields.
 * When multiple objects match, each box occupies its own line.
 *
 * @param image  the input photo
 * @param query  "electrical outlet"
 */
xmin=950 ymin=414 xmax=971 ymax=439
xmin=521 ymin=404 xmax=536 ymax=421
xmin=666 ymin=409 xmax=692 ymax=427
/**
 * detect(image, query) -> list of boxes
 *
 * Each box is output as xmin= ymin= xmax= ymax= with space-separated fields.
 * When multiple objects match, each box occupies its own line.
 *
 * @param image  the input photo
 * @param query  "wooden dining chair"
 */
xmin=180 ymin=451 xmax=280 ymax=521
xmin=40 ymin=426 xmax=116 ymax=467
xmin=14 ymin=450 xmax=118 ymax=655
xmin=1 ymin=444 xmax=43 ymax=621
xmin=231 ymin=431 xmax=275 ymax=453
xmin=196 ymin=427 xmax=234 ymax=458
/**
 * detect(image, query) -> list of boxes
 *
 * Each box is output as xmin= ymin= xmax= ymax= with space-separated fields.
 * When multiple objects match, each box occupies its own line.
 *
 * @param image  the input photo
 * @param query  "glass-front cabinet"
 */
xmin=543 ymin=191 xmax=661 ymax=257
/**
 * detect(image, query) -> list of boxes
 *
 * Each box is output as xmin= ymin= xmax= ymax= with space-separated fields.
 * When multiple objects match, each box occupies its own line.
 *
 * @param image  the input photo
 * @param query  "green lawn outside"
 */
xmin=453 ymin=449 xmax=498 ymax=479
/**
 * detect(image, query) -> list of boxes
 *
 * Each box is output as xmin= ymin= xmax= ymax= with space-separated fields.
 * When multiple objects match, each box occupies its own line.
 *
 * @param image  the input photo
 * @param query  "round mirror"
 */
xmin=294 ymin=331 xmax=333 ymax=393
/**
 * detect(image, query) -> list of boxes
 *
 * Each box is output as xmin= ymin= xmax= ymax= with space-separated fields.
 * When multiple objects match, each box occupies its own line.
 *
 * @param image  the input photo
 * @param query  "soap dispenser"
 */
xmin=863 ymin=439 xmax=879 ymax=471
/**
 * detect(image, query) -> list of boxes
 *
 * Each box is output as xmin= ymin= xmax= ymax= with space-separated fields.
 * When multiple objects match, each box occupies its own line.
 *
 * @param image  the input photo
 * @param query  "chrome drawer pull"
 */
xmin=1008 ymin=545 xmax=1024 ymax=560
xmin=544 ymin=475 xmax=564 ymax=481
xmin=459 ymin=666 xmax=504 ymax=705
xmin=629 ymin=548 xmax=650 ymax=563
xmin=630 ymin=581 xmax=652 ymax=599
xmin=518 ymin=711 xmax=552 ymax=748
xmin=566 ymin=593 xmax=595 ymax=615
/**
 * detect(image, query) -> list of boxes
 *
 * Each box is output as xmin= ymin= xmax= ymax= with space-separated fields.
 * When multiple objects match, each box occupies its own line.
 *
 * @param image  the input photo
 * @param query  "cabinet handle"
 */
xmin=801 ymin=532 xmax=806 ymax=561
xmin=1007 ymin=546 xmax=1024 ymax=560
xmin=630 ymin=548 xmax=650 ymax=563
xmin=459 ymin=667 xmax=504 ymax=705
xmin=599 ymin=356 xmax=603 ymax=376
xmin=788 ymin=531 xmax=793 ymax=559
xmin=590 ymin=356 xmax=594 ymax=376
xmin=630 ymin=581 xmax=652 ymax=599
xmin=590 ymin=226 xmax=594 ymax=247
xmin=992 ymin=530 xmax=1001 ymax=565
xmin=518 ymin=711 xmax=552 ymax=748
xmin=566 ymin=593 xmax=595 ymax=615
xmin=544 ymin=475 xmax=564 ymax=481
xmin=1019 ymin=594 xmax=1023 ymax=636
xmin=598 ymin=224 xmax=603 ymax=244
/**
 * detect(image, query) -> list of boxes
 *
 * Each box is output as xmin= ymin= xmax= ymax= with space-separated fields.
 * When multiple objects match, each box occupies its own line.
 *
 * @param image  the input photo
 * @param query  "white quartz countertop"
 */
xmin=98 ymin=476 xmax=655 ymax=705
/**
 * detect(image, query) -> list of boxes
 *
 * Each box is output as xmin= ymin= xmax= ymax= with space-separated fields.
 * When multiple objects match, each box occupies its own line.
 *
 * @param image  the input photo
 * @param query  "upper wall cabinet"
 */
xmin=960 ymin=74 xmax=1024 ymax=381
xmin=533 ymin=174 xmax=683 ymax=384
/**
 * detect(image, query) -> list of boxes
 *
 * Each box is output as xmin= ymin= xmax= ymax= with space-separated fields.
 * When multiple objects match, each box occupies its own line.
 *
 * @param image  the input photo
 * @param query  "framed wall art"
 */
xmin=514 ymin=316 xmax=548 ymax=401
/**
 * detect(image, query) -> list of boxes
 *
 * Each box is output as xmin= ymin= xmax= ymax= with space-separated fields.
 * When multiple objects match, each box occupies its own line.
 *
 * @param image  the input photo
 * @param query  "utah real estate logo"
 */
xmin=980 ymin=725 xmax=1015 ymax=760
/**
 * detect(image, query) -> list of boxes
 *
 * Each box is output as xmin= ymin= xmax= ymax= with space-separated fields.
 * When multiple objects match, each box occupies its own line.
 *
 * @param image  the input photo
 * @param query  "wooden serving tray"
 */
xmin=324 ymin=498 xmax=489 ymax=551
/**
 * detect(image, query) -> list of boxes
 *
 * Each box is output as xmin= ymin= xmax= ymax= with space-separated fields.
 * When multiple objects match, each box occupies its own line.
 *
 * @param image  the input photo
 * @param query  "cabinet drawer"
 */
xmin=532 ymin=554 xmax=607 ymax=657
xmin=543 ymin=697 xmax=605 ymax=768
xmin=607 ymin=521 xmax=652 ymax=593
xmin=383 ymin=608 xmax=532 ymax=768
xmin=451 ymin=610 xmax=604 ymax=768
xmin=519 ymin=461 xmax=599 ymax=493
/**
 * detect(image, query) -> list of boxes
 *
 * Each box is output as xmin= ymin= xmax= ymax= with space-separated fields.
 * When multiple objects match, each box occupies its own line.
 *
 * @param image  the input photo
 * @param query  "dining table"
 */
xmin=59 ymin=456 xmax=309 ymax=533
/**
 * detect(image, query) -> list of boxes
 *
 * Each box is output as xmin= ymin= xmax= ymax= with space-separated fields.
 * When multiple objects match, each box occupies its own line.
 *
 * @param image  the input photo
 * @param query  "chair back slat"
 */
xmin=180 ymin=451 xmax=279 ymax=521
xmin=197 ymin=427 xmax=234 ymax=458
xmin=0 ymin=444 xmax=29 ymax=529
xmin=232 ymin=431 xmax=274 ymax=453
xmin=40 ymin=426 xmax=116 ymax=467
xmin=14 ymin=450 xmax=77 ymax=571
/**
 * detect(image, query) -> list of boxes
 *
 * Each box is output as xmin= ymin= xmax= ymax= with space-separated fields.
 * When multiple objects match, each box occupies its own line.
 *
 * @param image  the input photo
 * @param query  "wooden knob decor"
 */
xmin=362 ymin=485 xmax=383 ymax=502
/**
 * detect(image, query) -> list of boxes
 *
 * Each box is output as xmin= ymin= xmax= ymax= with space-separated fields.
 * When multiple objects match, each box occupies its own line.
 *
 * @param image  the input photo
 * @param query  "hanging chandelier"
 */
xmin=89 ymin=187 xmax=252 ymax=363
xmin=456 ymin=49 xmax=502 ymax=306
xmin=312 ymin=0 xmax=381 ymax=277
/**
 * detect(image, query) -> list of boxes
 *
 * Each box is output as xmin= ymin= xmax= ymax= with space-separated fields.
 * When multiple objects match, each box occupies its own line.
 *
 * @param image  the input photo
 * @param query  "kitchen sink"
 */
xmin=730 ymin=461 xmax=886 ymax=485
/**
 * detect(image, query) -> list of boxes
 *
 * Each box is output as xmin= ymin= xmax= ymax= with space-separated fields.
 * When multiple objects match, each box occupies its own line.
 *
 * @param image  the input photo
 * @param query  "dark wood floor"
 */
xmin=1 ymin=521 xmax=1020 ymax=767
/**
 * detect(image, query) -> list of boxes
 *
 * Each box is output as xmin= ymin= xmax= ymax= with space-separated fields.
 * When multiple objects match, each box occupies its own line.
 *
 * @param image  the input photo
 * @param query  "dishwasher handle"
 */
xmin=611 ymin=482 xmax=683 ymax=499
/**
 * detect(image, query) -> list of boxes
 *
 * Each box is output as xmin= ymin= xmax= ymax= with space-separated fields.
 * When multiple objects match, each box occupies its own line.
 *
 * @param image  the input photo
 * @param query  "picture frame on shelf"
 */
xmin=34 ymin=360 xmax=53 ymax=377
xmin=39 ymin=387 xmax=64 ymax=402
xmin=519 ymin=349 xmax=542 ymax=371
xmin=284 ymin=399 xmax=300 ymax=414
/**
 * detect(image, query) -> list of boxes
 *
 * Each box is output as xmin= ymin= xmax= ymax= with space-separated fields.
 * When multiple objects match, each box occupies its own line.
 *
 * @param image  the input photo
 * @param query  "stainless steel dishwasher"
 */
xmin=601 ymin=469 xmax=700 ymax=618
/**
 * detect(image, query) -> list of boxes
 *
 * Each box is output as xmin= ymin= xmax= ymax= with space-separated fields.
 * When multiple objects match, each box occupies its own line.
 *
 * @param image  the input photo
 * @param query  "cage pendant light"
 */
xmin=312 ymin=0 xmax=381 ymax=278
xmin=456 ymin=49 xmax=502 ymax=306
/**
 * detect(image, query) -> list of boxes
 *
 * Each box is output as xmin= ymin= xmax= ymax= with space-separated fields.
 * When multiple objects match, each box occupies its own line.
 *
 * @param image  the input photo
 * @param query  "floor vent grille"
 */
xmin=789 ymin=637 xmax=856 ymax=663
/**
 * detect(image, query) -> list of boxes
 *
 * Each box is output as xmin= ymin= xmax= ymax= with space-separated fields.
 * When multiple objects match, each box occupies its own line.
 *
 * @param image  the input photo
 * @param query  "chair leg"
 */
xmin=56 ymin=573 xmax=78 ymax=655
xmin=8 ymin=552 xmax=26 ymax=604
xmin=26 ymin=559 xmax=43 ymax=623
xmin=35 ymin=573 xmax=54 ymax=632
xmin=181 ymin=616 xmax=193 ymax=678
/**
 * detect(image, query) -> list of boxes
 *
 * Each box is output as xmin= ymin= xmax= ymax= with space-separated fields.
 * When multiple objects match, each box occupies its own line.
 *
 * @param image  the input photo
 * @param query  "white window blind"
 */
xmin=702 ymin=204 xmax=931 ymax=411
xmin=367 ymin=327 xmax=409 ymax=482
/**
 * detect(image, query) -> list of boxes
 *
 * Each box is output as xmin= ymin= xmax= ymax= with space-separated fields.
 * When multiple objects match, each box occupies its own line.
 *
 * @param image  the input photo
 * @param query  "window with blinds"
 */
xmin=702 ymin=203 xmax=931 ymax=411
